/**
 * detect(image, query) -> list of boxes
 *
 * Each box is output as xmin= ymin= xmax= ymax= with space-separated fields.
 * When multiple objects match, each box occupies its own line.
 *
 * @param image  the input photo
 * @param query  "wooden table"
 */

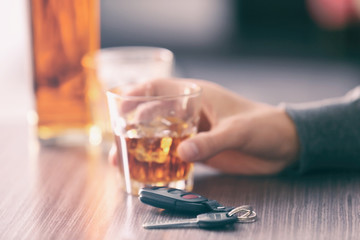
xmin=1 ymin=118 xmax=359 ymax=240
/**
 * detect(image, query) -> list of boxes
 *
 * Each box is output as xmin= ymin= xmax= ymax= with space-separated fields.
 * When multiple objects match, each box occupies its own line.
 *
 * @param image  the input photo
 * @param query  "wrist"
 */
xmin=276 ymin=106 xmax=300 ymax=166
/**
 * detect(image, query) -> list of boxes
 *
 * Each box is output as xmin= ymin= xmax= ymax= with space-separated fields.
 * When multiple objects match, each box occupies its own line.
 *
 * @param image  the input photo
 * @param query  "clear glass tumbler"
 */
xmin=106 ymin=80 xmax=202 ymax=195
xmin=82 ymin=47 xmax=174 ymax=149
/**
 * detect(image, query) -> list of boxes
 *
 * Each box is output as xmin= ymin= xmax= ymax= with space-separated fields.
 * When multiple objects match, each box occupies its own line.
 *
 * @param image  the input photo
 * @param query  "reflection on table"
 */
xmin=0 ymin=119 xmax=359 ymax=240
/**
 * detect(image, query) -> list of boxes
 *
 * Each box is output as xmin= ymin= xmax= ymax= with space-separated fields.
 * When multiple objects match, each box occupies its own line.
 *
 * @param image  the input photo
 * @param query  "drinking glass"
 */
xmin=82 ymin=47 xmax=174 ymax=149
xmin=31 ymin=0 xmax=99 ymax=144
xmin=106 ymin=80 xmax=202 ymax=195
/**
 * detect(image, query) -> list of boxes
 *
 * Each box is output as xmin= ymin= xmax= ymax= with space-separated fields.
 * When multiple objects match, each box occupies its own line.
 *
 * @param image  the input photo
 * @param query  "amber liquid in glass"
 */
xmin=115 ymin=135 xmax=193 ymax=184
xmin=30 ymin=0 xmax=99 ymax=140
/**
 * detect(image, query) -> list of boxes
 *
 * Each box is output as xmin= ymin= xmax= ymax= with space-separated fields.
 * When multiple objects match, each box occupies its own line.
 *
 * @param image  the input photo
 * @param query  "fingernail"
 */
xmin=178 ymin=141 xmax=199 ymax=161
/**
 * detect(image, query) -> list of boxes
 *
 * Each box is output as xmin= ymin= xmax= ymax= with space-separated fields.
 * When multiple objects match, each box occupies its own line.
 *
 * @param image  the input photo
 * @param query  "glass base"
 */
xmin=36 ymin=124 xmax=113 ymax=153
xmin=38 ymin=129 xmax=90 ymax=147
xmin=119 ymin=171 xmax=194 ymax=196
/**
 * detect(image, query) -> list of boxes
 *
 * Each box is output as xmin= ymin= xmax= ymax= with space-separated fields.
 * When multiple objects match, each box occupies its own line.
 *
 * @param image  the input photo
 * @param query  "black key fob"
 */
xmin=139 ymin=187 xmax=231 ymax=214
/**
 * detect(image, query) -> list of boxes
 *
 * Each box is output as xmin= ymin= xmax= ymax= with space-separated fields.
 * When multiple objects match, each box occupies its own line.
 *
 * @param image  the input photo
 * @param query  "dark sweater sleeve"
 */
xmin=282 ymin=86 xmax=360 ymax=174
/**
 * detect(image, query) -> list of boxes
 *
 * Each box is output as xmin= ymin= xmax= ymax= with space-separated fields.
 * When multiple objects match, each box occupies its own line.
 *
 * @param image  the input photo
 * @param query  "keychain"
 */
xmin=139 ymin=187 xmax=257 ymax=228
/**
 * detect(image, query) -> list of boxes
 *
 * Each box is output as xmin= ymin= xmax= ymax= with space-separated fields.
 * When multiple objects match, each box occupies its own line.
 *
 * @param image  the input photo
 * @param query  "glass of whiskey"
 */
xmin=106 ymin=80 xmax=202 ymax=195
xmin=82 ymin=47 xmax=174 ymax=150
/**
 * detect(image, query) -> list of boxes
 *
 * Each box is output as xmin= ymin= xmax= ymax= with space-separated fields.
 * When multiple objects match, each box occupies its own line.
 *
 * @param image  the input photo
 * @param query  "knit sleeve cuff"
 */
xmin=280 ymin=87 xmax=360 ymax=174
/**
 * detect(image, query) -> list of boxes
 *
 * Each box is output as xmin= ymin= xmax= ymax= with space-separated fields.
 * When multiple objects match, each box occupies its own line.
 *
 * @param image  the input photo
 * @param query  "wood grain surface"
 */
xmin=0 ymin=118 xmax=359 ymax=240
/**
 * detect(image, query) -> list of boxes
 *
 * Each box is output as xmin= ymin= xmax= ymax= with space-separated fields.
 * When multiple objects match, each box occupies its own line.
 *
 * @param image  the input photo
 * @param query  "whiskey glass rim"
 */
xmin=82 ymin=46 xmax=174 ymax=69
xmin=106 ymin=81 xmax=202 ymax=102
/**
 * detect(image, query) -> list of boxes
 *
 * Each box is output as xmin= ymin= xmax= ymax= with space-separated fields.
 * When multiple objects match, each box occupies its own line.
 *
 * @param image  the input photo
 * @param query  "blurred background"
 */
xmin=101 ymin=0 xmax=360 ymax=59
xmin=1 ymin=0 xmax=360 ymax=119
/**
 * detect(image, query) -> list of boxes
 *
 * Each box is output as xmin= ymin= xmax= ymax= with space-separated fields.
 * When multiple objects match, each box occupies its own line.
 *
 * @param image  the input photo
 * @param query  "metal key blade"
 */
xmin=143 ymin=218 xmax=199 ymax=229
xmin=143 ymin=212 xmax=237 ymax=229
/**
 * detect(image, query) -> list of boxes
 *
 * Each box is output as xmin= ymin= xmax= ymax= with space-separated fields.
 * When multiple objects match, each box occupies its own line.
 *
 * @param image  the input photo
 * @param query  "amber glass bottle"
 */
xmin=30 ymin=0 xmax=99 ymax=142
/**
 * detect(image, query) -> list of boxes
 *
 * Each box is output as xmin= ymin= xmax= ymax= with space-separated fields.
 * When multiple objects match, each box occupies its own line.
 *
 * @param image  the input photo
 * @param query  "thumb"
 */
xmin=177 ymin=125 xmax=234 ymax=162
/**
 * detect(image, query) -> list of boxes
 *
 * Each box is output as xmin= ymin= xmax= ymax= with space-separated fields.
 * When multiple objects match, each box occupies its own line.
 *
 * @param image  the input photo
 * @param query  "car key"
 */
xmin=139 ymin=187 xmax=233 ymax=214
xmin=139 ymin=187 xmax=257 ymax=223
xmin=143 ymin=211 xmax=238 ymax=229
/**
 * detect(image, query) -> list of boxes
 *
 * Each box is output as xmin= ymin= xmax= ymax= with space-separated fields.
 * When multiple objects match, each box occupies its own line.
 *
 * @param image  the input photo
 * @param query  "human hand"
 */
xmin=307 ymin=0 xmax=360 ymax=29
xmin=109 ymin=78 xmax=300 ymax=175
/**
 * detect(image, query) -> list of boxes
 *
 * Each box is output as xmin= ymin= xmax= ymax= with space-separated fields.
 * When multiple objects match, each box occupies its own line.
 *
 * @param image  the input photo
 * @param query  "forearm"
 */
xmin=283 ymin=87 xmax=360 ymax=173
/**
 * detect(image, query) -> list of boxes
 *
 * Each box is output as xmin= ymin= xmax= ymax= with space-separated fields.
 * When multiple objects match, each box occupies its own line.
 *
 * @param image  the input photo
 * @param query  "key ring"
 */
xmin=227 ymin=205 xmax=257 ymax=223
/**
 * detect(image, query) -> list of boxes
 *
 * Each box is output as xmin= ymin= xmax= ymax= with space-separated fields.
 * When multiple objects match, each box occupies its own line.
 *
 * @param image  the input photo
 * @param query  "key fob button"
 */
xmin=168 ymin=189 xmax=183 ymax=194
xmin=182 ymin=194 xmax=201 ymax=199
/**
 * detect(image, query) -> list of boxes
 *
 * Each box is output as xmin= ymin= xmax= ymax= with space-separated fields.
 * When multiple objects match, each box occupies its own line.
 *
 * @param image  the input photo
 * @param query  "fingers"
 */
xmin=177 ymin=119 xmax=239 ymax=162
xmin=112 ymin=78 xmax=201 ymax=122
xmin=132 ymin=100 xmax=174 ymax=124
xmin=177 ymin=120 xmax=291 ymax=175
xmin=112 ymin=81 xmax=154 ymax=115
